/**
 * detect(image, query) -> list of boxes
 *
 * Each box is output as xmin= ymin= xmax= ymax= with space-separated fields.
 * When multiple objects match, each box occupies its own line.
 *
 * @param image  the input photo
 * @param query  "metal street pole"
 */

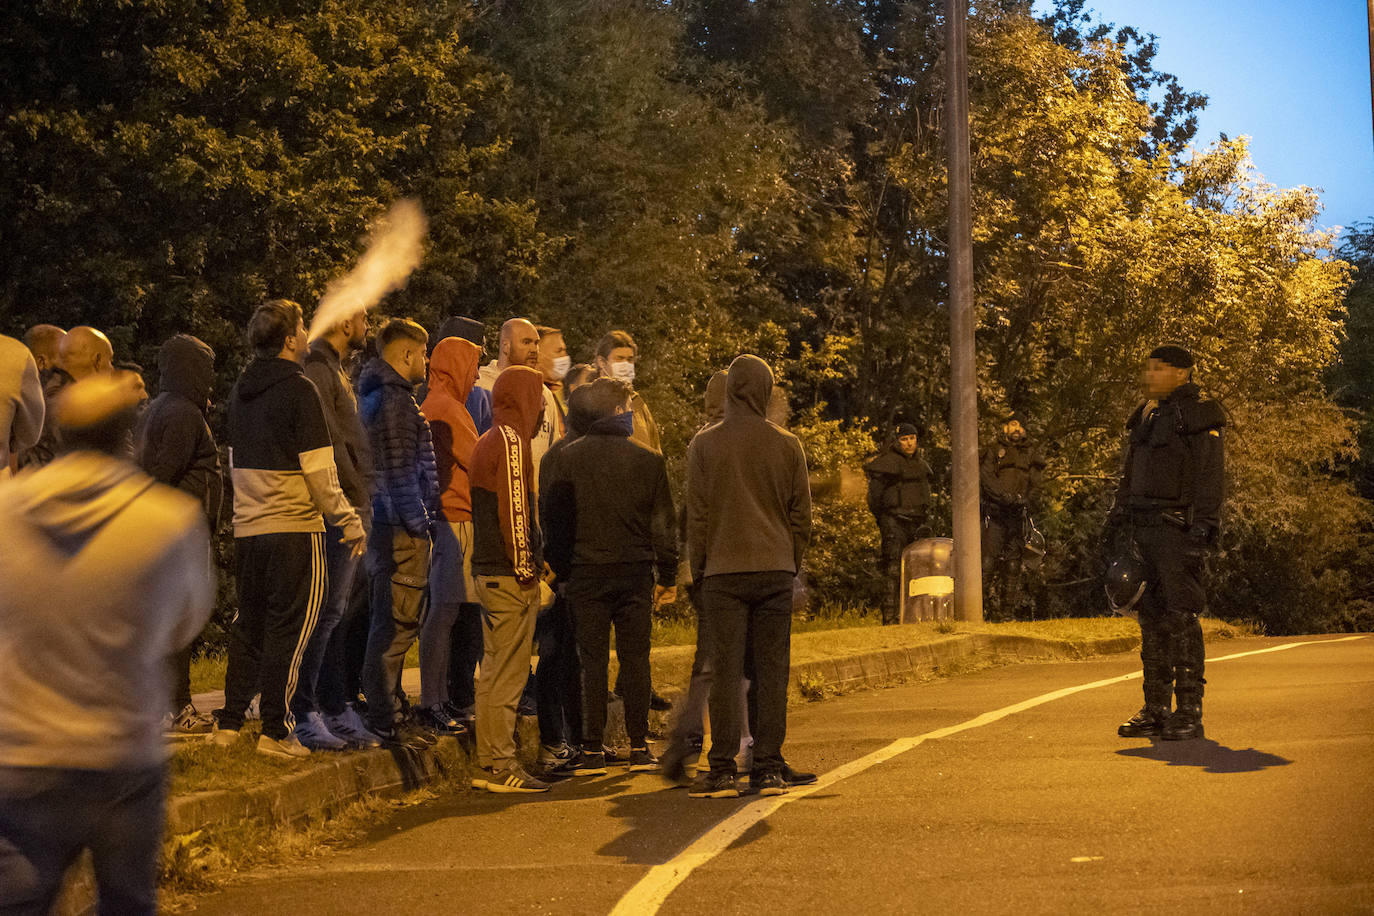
xmin=945 ymin=0 xmax=983 ymax=622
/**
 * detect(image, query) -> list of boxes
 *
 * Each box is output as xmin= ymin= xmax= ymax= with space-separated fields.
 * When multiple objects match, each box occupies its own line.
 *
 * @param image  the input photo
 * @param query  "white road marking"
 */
xmin=609 ymin=635 xmax=1366 ymax=916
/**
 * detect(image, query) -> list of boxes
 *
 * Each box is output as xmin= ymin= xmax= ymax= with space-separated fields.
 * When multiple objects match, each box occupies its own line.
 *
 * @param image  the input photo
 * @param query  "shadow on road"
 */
xmin=596 ymin=782 xmax=755 ymax=864
xmin=1116 ymin=738 xmax=1292 ymax=773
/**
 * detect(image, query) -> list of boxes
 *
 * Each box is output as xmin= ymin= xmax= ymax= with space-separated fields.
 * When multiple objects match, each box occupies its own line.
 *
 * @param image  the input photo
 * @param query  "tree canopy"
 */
xmin=1 ymin=0 xmax=1366 ymax=633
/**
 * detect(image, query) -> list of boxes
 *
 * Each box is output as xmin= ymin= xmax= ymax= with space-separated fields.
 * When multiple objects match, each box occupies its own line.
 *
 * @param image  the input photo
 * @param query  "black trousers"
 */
xmin=1134 ymin=523 xmax=1206 ymax=708
xmin=223 ymin=532 xmax=326 ymax=740
xmin=568 ymin=567 xmax=654 ymax=748
xmin=445 ymin=604 xmax=484 ymax=711
xmin=982 ymin=506 xmax=1026 ymax=620
xmin=703 ymin=571 xmax=794 ymax=777
xmin=536 ymin=594 xmax=583 ymax=748
xmin=878 ymin=514 xmax=925 ymax=624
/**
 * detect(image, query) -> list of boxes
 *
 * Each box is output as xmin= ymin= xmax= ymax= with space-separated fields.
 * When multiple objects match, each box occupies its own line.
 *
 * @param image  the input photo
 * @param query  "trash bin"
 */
xmin=900 ymin=537 xmax=955 ymax=623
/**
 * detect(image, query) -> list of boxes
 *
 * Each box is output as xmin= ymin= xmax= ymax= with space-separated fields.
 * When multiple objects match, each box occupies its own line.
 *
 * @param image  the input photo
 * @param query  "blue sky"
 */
xmin=1033 ymin=0 xmax=1373 ymax=236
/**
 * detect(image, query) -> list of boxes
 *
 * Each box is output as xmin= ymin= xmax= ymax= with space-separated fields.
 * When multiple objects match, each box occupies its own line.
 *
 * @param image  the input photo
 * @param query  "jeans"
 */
xmin=0 ymin=764 xmax=165 ymax=915
xmin=703 ymin=571 xmax=794 ymax=777
xmin=290 ymin=524 xmax=359 ymax=724
xmin=536 ymin=593 xmax=583 ymax=748
xmin=362 ymin=523 xmax=431 ymax=731
xmin=420 ymin=520 xmax=477 ymax=709
xmin=567 ymin=567 xmax=654 ymax=749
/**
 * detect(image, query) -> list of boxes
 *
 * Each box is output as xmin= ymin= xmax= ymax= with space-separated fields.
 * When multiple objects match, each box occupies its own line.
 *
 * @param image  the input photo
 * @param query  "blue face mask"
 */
xmin=611 ymin=410 xmax=635 ymax=436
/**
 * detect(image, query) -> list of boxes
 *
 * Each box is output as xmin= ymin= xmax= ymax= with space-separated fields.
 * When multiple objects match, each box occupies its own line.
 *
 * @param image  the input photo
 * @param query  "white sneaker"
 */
xmin=324 ymin=706 xmax=383 ymax=748
xmin=205 ymin=722 xmax=241 ymax=747
xmin=294 ymin=712 xmax=348 ymax=751
xmin=257 ymin=734 xmax=311 ymax=759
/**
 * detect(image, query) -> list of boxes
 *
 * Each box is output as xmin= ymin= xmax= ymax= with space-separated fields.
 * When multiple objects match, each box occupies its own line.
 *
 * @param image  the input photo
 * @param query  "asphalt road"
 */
xmin=186 ymin=635 xmax=1374 ymax=915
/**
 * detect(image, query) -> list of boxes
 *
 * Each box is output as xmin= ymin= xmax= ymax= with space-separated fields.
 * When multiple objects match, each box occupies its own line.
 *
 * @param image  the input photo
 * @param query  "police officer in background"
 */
xmin=1108 ymin=345 xmax=1224 ymax=741
xmin=865 ymin=422 xmax=933 ymax=625
xmin=979 ymin=417 xmax=1045 ymax=621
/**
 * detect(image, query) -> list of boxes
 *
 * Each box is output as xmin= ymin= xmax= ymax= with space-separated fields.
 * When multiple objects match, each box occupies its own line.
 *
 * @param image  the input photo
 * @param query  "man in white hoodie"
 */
xmin=0 ymin=373 xmax=214 ymax=914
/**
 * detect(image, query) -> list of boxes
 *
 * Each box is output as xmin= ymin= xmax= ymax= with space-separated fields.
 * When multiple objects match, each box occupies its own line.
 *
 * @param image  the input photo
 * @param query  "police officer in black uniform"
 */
xmin=980 ymin=417 xmax=1045 ymax=621
xmin=1108 ymin=345 xmax=1225 ymax=741
xmin=865 ymin=423 xmax=933 ymax=625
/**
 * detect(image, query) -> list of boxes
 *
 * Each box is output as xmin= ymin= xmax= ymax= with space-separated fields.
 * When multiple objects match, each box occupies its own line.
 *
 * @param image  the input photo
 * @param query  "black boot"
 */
xmin=1162 ymin=702 xmax=1202 ymax=740
xmin=1118 ymin=705 xmax=1169 ymax=738
xmin=1163 ymin=666 xmax=1205 ymax=740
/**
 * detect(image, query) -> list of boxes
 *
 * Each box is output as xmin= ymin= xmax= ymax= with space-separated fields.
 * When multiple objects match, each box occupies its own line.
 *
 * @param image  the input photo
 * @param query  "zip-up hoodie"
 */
xmin=422 ymin=337 xmax=481 ymax=523
xmin=686 ymin=354 xmax=812 ymax=579
xmin=358 ymin=358 xmax=440 ymax=537
xmin=136 ymin=334 xmax=223 ymax=524
xmin=0 ymin=453 xmax=213 ymax=768
xmin=227 ymin=357 xmax=363 ymax=542
xmin=471 ymin=366 xmax=545 ymax=585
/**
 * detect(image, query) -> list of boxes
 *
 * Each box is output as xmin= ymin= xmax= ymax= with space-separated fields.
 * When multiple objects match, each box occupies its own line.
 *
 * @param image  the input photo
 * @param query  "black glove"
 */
xmin=1187 ymin=523 xmax=1217 ymax=548
xmin=1101 ymin=508 xmax=1125 ymax=553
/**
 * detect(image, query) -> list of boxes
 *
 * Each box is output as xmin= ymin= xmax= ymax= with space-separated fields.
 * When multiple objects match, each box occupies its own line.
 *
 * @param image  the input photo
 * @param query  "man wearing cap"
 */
xmin=979 ymin=417 xmax=1046 ymax=621
xmin=1108 ymin=344 xmax=1225 ymax=741
xmin=864 ymin=423 xmax=933 ymax=625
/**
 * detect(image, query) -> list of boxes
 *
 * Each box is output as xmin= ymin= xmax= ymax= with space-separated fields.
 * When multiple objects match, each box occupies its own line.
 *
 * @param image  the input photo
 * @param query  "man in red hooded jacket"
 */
xmin=469 ymin=365 xmax=550 ymax=793
xmin=418 ymin=336 xmax=483 ymax=734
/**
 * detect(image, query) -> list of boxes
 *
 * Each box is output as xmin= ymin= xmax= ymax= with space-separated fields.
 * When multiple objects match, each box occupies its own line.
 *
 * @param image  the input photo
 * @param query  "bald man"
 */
xmin=23 ymin=325 xmax=66 ymax=385
xmin=475 ymin=318 xmax=562 ymax=476
xmin=20 ymin=326 xmax=115 ymax=468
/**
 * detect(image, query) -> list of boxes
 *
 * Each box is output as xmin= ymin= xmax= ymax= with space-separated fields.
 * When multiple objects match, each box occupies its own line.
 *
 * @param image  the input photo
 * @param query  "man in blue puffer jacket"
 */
xmin=358 ymin=318 xmax=441 ymax=747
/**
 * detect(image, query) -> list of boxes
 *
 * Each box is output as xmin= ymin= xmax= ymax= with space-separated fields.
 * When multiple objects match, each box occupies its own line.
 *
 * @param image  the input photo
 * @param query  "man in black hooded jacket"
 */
xmin=865 ymin=423 xmax=933 ymax=625
xmin=979 ymin=417 xmax=1045 ymax=621
xmin=136 ymin=334 xmax=223 ymax=736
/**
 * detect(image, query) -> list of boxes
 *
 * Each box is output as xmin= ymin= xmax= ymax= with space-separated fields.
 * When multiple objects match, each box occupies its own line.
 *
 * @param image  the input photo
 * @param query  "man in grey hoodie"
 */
xmin=685 ymin=355 xmax=812 ymax=799
xmin=0 ymin=374 xmax=214 ymax=914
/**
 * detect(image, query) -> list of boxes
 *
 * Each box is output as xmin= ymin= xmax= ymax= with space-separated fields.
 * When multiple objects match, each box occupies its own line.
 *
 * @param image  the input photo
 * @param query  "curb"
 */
xmin=790 ymin=632 xmax=1141 ymax=696
xmin=58 ymin=630 xmax=1141 ymax=913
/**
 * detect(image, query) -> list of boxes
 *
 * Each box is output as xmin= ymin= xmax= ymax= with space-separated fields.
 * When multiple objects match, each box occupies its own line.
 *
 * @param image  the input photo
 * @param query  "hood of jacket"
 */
xmin=235 ymin=357 xmax=303 ymax=401
xmin=157 ymin=335 xmax=215 ymax=408
xmin=357 ymin=356 xmax=415 ymax=400
xmin=723 ymin=354 xmax=772 ymax=421
xmin=564 ymin=384 xmax=599 ymax=439
xmin=491 ymin=365 xmax=546 ymax=440
xmin=428 ymin=337 xmax=481 ymax=404
xmin=704 ymin=370 xmax=728 ymax=424
xmin=4 ymin=453 xmax=153 ymax=557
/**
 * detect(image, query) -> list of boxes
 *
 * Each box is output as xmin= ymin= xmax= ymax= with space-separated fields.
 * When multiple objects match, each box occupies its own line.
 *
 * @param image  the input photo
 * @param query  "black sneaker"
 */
xmin=750 ymin=771 xmax=787 ymax=796
xmin=781 ymin=763 xmax=818 ymax=787
xmin=689 ymin=771 xmax=739 ymax=799
xmin=628 ymin=745 xmax=659 ymax=772
xmin=376 ymin=724 xmax=433 ymax=750
xmin=648 ymin=689 xmax=673 ymax=712
xmin=571 ymin=750 xmax=607 ymax=776
xmin=416 ymin=705 xmax=465 ymax=736
xmin=602 ymin=745 xmax=630 ymax=766
xmin=1118 ymin=706 xmax=1168 ymax=738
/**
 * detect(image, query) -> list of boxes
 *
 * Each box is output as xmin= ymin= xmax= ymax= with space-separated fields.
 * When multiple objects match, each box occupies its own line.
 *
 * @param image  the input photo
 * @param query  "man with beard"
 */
xmin=979 ymin=417 xmax=1046 ymax=621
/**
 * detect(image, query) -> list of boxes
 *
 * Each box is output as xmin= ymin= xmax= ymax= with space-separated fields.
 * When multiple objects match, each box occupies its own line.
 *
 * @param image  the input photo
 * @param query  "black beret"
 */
xmin=1148 ymin=344 xmax=1193 ymax=369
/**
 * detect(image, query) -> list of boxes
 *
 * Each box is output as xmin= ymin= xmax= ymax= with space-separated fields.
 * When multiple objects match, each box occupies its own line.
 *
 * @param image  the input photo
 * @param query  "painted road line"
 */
xmin=609 ymin=635 xmax=1366 ymax=916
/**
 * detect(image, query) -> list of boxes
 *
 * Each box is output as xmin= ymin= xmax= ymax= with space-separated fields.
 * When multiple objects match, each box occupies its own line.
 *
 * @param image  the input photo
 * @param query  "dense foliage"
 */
xmin=2 ymin=0 xmax=1366 ymax=633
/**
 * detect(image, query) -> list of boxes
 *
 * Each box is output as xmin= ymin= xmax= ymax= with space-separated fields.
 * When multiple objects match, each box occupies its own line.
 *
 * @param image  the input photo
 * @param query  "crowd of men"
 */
xmin=0 ymin=311 xmax=814 ymax=796
xmin=0 ymin=311 xmax=1222 ymax=911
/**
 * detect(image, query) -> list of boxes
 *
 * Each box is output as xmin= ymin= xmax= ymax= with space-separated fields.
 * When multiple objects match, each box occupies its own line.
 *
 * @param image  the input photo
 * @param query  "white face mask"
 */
xmin=551 ymin=355 xmax=572 ymax=380
xmin=609 ymin=360 xmax=636 ymax=384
